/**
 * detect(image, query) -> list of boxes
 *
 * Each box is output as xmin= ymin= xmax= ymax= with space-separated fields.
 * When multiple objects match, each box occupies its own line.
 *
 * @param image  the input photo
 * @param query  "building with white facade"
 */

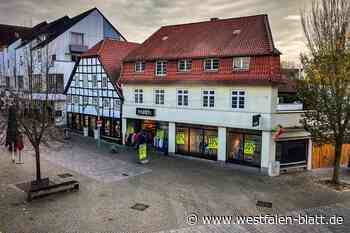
xmin=120 ymin=15 xmax=311 ymax=175
xmin=0 ymin=8 xmax=125 ymax=125
xmin=64 ymin=39 xmax=139 ymax=142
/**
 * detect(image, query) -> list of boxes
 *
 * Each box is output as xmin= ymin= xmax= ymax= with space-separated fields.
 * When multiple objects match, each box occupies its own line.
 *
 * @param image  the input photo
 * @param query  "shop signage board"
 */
xmin=252 ymin=114 xmax=261 ymax=127
xmin=136 ymin=108 xmax=155 ymax=116
xmin=208 ymin=136 xmax=218 ymax=149
xmin=176 ymin=132 xmax=185 ymax=145
xmin=139 ymin=144 xmax=147 ymax=161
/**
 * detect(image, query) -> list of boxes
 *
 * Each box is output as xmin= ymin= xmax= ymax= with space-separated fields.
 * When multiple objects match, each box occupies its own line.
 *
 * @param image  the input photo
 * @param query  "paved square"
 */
xmin=1 ymin=134 xmax=350 ymax=233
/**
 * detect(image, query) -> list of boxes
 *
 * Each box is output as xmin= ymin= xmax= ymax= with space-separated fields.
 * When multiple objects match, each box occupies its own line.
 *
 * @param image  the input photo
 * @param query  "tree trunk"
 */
xmin=34 ymin=144 xmax=41 ymax=182
xmin=332 ymin=142 xmax=343 ymax=184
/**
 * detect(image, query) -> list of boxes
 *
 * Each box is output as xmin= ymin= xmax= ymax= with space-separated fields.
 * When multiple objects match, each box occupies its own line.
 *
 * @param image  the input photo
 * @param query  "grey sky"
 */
xmin=0 ymin=0 xmax=311 ymax=64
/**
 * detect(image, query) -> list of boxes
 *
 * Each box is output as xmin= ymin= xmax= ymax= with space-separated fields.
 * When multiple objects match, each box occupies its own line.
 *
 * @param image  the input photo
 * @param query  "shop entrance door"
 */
xmin=276 ymin=139 xmax=308 ymax=167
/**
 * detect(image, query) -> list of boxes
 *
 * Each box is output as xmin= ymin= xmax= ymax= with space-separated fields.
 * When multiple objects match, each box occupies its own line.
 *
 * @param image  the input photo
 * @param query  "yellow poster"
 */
xmin=139 ymin=144 xmax=147 ymax=160
xmin=157 ymin=129 xmax=165 ymax=140
xmin=127 ymin=125 xmax=134 ymax=134
xmin=176 ymin=132 xmax=185 ymax=145
xmin=208 ymin=136 xmax=218 ymax=149
xmin=244 ymin=140 xmax=256 ymax=155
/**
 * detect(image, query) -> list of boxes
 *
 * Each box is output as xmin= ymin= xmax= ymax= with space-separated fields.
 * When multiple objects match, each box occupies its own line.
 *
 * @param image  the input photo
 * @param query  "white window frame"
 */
xmin=113 ymin=99 xmax=121 ymax=110
xmin=202 ymin=90 xmax=215 ymax=108
xmin=156 ymin=60 xmax=167 ymax=76
xmin=134 ymin=89 xmax=143 ymax=104
xmin=233 ymin=57 xmax=250 ymax=71
xmin=204 ymin=58 xmax=219 ymax=71
xmin=92 ymin=75 xmax=98 ymax=88
xmin=102 ymin=76 xmax=108 ymax=88
xmin=73 ymin=95 xmax=80 ymax=105
xmin=92 ymin=97 xmax=99 ymax=106
xmin=135 ymin=61 xmax=145 ymax=73
xmin=177 ymin=59 xmax=192 ymax=72
xmin=103 ymin=98 xmax=110 ymax=108
xmin=177 ymin=89 xmax=189 ymax=107
xmin=154 ymin=89 xmax=165 ymax=105
xmin=231 ymin=90 xmax=246 ymax=110
xmin=83 ymin=96 xmax=89 ymax=106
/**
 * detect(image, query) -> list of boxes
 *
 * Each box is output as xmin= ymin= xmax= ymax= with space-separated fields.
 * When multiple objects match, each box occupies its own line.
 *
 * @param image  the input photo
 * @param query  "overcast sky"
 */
xmin=0 ymin=0 xmax=311 ymax=64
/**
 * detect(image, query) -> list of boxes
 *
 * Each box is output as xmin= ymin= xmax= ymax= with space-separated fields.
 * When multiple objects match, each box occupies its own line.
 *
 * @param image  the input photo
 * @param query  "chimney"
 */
xmin=210 ymin=17 xmax=219 ymax=21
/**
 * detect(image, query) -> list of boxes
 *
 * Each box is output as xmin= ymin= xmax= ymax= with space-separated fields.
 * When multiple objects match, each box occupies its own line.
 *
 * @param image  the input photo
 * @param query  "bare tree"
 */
xmin=298 ymin=0 xmax=350 ymax=184
xmin=1 ymin=39 xmax=62 ymax=186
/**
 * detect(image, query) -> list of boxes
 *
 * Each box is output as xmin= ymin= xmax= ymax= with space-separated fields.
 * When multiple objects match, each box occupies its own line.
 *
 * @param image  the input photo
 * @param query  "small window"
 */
xmin=37 ymin=50 xmax=42 ymax=63
xmin=113 ymin=99 xmax=121 ymax=110
xmin=156 ymin=61 xmax=167 ymax=76
xmin=232 ymin=90 xmax=245 ymax=109
xmin=134 ymin=89 xmax=143 ymax=104
xmin=67 ymin=95 xmax=72 ymax=104
xmin=92 ymin=75 xmax=97 ymax=87
xmin=70 ymin=32 xmax=84 ymax=46
xmin=83 ymin=75 xmax=89 ymax=88
xmin=92 ymin=97 xmax=99 ymax=106
xmin=204 ymin=58 xmax=219 ymax=71
xmin=83 ymin=96 xmax=89 ymax=105
xmin=233 ymin=57 xmax=250 ymax=71
xmin=154 ymin=89 xmax=165 ymax=105
xmin=203 ymin=90 xmax=215 ymax=108
xmin=103 ymin=98 xmax=110 ymax=108
xmin=102 ymin=76 xmax=108 ymax=88
xmin=135 ymin=61 xmax=145 ymax=72
xmin=177 ymin=89 xmax=189 ymax=106
xmin=178 ymin=59 xmax=192 ymax=72
xmin=73 ymin=96 xmax=80 ymax=104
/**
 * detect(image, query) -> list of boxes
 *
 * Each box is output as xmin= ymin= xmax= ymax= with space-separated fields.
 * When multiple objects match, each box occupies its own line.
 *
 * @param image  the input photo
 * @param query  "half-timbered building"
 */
xmin=64 ymin=39 xmax=139 ymax=142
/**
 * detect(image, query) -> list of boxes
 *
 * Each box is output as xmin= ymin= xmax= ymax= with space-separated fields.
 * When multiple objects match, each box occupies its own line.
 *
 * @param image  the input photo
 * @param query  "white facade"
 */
xmin=122 ymin=83 xmax=311 ymax=175
xmin=65 ymin=57 xmax=122 ymax=141
xmin=1 ymin=8 xmax=124 ymax=125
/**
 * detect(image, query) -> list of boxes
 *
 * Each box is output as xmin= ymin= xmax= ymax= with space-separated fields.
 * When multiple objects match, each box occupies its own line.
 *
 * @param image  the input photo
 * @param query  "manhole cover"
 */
xmin=122 ymin=173 xmax=129 ymax=177
xmin=256 ymin=200 xmax=272 ymax=208
xmin=131 ymin=203 xmax=149 ymax=211
xmin=58 ymin=173 xmax=73 ymax=178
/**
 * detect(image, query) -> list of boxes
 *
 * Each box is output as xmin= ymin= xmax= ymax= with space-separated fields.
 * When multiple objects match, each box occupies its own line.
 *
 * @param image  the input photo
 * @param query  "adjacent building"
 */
xmin=0 ymin=24 xmax=31 ymax=89
xmin=0 ymin=8 xmax=126 ymax=125
xmin=64 ymin=39 xmax=139 ymax=142
xmin=120 ymin=15 xmax=311 ymax=175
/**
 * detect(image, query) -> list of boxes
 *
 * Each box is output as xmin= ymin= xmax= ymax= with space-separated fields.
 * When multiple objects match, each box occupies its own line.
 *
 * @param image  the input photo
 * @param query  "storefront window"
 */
xmin=176 ymin=127 xmax=189 ymax=153
xmin=227 ymin=132 xmax=261 ymax=166
xmin=176 ymin=125 xmax=218 ymax=160
xmin=190 ymin=128 xmax=203 ymax=154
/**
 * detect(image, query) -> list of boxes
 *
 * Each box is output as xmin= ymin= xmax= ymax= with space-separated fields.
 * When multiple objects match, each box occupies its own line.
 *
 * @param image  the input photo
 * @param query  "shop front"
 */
xmin=125 ymin=119 xmax=168 ymax=152
xmin=227 ymin=129 xmax=262 ymax=167
xmin=276 ymin=139 xmax=308 ymax=168
xmin=175 ymin=124 xmax=218 ymax=161
xmin=67 ymin=112 xmax=121 ymax=142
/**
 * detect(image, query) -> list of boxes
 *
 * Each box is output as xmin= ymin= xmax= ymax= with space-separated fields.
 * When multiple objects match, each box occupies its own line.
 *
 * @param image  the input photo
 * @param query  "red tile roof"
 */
xmin=124 ymin=14 xmax=280 ymax=62
xmin=81 ymin=39 xmax=140 ymax=81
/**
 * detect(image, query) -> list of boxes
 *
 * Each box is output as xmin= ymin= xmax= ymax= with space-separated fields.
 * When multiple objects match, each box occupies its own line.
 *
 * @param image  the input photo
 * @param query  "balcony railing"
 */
xmin=69 ymin=44 xmax=88 ymax=53
xmin=277 ymin=103 xmax=303 ymax=112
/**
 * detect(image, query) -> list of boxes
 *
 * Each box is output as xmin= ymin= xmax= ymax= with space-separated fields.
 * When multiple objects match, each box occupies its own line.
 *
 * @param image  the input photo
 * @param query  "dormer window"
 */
xmin=204 ymin=58 xmax=219 ymax=71
xmin=178 ymin=59 xmax=192 ymax=72
xmin=156 ymin=60 xmax=167 ymax=76
xmin=135 ymin=61 xmax=145 ymax=73
xmin=233 ymin=57 xmax=250 ymax=71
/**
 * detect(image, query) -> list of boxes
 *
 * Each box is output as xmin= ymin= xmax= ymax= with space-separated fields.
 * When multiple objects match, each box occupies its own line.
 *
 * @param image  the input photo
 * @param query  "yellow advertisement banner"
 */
xmin=244 ymin=140 xmax=256 ymax=155
xmin=176 ymin=132 xmax=185 ymax=145
xmin=139 ymin=144 xmax=147 ymax=161
xmin=208 ymin=136 xmax=218 ymax=149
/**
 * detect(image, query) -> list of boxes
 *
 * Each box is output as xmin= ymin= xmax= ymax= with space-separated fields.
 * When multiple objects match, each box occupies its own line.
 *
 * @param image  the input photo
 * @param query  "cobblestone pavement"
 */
xmin=1 ymin=134 xmax=350 ymax=233
xmin=40 ymin=138 xmax=151 ymax=183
